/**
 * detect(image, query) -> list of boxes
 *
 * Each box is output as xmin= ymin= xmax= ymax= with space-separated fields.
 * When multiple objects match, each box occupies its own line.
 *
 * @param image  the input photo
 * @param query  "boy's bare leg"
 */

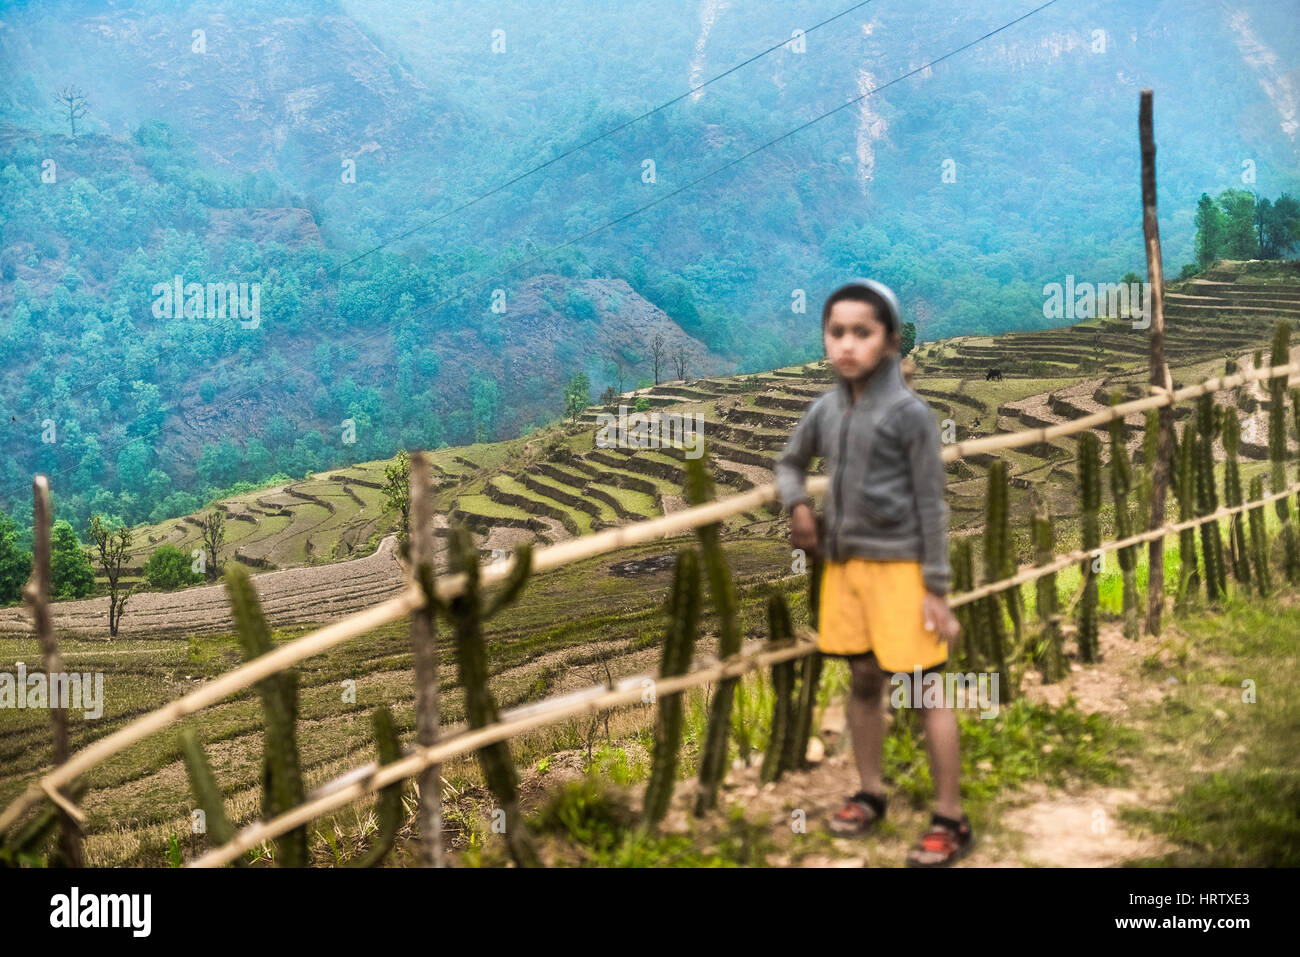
xmin=846 ymin=656 xmax=887 ymax=795
xmin=920 ymin=700 xmax=963 ymax=820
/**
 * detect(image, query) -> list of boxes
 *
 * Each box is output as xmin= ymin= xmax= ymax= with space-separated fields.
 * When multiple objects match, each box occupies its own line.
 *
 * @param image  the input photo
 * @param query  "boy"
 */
xmin=774 ymin=278 xmax=972 ymax=867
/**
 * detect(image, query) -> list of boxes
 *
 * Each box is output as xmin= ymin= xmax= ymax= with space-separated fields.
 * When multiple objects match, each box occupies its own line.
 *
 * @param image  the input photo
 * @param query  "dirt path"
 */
xmin=479 ymin=619 xmax=1182 ymax=868
xmin=714 ymin=456 xmax=774 ymax=490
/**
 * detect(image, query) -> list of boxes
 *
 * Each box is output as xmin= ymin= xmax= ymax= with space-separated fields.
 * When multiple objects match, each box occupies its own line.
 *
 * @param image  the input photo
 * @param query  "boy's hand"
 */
xmin=922 ymin=592 xmax=961 ymax=651
xmin=789 ymin=502 xmax=820 ymax=556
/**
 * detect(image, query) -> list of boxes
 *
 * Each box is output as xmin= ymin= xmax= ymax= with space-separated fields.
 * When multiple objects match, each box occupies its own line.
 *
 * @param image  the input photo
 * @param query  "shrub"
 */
xmin=143 ymin=543 xmax=202 ymax=590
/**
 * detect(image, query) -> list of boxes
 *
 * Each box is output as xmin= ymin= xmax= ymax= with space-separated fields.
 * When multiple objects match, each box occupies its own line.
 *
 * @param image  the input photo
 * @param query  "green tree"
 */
xmin=470 ymin=373 xmax=499 ymax=443
xmin=50 ymin=520 xmax=95 ymax=600
xmin=563 ymin=372 xmax=590 ymax=423
xmin=382 ymin=449 xmax=412 ymax=541
xmin=1194 ymin=193 xmax=1225 ymax=266
xmin=1218 ymin=189 xmax=1259 ymax=259
xmin=116 ymin=442 xmax=151 ymax=493
xmin=0 ymin=512 xmax=32 ymax=606
xmin=129 ymin=380 xmax=166 ymax=437
xmin=1259 ymin=193 xmax=1300 ymax=258
xmin=143 ymin=543 xmax=202 ymax=590
xmin=197 ymin=509 xmax=226 ymax=581
xmin=900 ymin=321 xmax=916 ymax=357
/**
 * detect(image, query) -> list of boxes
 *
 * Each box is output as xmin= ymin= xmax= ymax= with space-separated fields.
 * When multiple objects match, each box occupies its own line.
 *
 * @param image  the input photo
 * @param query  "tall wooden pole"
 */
xmin=24 ymin=475 xmax=83 ymax=866
xmin=1141 ymin=90 xmax=1173 ymax=636
xmin=408 ymin=452 xmax=443 ymax=867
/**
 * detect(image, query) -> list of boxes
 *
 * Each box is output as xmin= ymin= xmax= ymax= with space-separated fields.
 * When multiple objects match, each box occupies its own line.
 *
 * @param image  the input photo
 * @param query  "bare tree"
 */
xmin=671 ymin=343 xmax=689 ymax=381
xmin=197 ymin=509 xmax=226 ymax=581
xmin=650 ymin=332 xmax=666 ymax=386
xmin=599 ymin=334 xmax=627 ymax=396
xmin=610 ymin=356 xmax=625 ymax=395
xmin=88 ymin=514 xmax=133 ymax=638
xmin=55 ymin=86 xmax=89 ymax=139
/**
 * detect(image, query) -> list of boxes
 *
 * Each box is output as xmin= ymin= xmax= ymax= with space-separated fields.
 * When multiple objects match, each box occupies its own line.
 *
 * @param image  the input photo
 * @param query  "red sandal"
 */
xmin=905 ymin=811 xmax=973 ymax=867
xmin=829 ymin=790 xmax=887 ymax=836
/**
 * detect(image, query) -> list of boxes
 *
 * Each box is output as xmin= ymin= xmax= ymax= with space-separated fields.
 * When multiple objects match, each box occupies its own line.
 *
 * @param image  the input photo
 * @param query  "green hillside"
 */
xmin=104 ymin=259 xmax=1300 ymax=579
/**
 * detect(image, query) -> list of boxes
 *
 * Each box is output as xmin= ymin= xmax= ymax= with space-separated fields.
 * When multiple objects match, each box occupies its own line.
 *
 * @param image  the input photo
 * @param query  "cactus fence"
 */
xmin=3 ymin=355 xmax=1300 ymax=868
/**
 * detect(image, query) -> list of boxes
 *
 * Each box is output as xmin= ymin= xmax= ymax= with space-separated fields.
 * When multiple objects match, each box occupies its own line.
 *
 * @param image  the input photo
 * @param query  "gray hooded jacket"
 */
xmin=774 ymin=352 xmax=952 ymax=595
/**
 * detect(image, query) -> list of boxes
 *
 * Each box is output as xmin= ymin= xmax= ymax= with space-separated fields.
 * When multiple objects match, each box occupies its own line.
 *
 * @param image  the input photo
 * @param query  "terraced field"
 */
xmin=127 ymin=461 xmax=395 ymax=573
xmin=8 ymin=260 xmax=1297 ymax=642
xmin=0 ymin=535 xmax=410 ymax=639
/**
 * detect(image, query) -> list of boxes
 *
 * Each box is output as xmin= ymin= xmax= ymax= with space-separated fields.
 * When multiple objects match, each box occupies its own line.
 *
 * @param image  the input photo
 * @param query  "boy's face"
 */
xmin=823 ymin=299 xmax=898 ymax=383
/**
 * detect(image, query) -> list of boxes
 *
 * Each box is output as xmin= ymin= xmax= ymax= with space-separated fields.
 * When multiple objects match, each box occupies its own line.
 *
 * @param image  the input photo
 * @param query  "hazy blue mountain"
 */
xmin=0 ymin=0 xmax=1297 ymax=531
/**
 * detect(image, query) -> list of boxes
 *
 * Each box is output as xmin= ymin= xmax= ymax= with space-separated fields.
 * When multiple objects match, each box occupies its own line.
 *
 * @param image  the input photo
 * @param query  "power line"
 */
xmin=3 ymin=0 xmax=1063 ymax=504
xmin=334 ymin=0 xmax=884 ymax=273
xmin=14 ymin=0 xmax=882 ymax=426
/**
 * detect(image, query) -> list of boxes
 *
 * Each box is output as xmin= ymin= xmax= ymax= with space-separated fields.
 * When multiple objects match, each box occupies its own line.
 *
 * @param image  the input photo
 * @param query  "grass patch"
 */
xmin=514 ymin=775 xmax=775 ymax=868
xmin=1119 ymin=590 xmax=1300 ymax=866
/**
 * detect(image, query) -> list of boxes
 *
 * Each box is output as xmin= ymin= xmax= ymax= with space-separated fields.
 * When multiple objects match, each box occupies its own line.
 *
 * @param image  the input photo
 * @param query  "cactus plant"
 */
xmin=1194 ymin=394 xmax=1227 ymax=604
xmin=1172 ymin=423 xmax=1201 ymax=605
xmin=1108 ymin=396 xmax=1140 ymax=639
xmin=688 ymin=452 xmax=742 ymax=816
xmin=1268 ymin=320 xmax=1300 ymax=581
xmin=950 ymin=537 xmax=977 ymax=672
xmin=346 ymin=706 xmax=403 ymax=868
xmin=225 ymin=564 xmax=308 ymax=867
xmin=986 ymin=460 xmax=1023 ymax=649
xmin=1221 ymin=410 xmax=1251 ymax=588
xmin=1077 ymin=430 xmax=1101 ymax=663
xmin=0 ymin=781 xmax=87 ymax=868
xmin=1248 ymin=475 xmax=1273 ymax=598
xmin=1292 ymin=388 xmax=1300 ymax=532
xmin=178 ymin=567 xmax=406 ymax=868
xmin=1032 ymin=510 xmax=1067 ymax=682
xmin=441 ymin=525 xmax=540 ymax=866
xmin=643 ymin=548 xmax=702 ymax=828
xmin=179 ymin=727 xmax=240 ymax=856
xmin=760 ymin=592 xmax=797 ymax=784
xmin=980 ymin=461 xmax=1011 ymax=685
xmin=788 ymin=547 xmax=825 ymax=778
xmin=1134 ymin=408 xmax=1158 ymax=532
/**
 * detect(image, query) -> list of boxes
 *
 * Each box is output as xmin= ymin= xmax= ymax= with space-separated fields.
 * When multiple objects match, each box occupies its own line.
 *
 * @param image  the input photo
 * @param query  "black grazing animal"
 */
xmin=985 ymin=368 xmax=1004 ymax=381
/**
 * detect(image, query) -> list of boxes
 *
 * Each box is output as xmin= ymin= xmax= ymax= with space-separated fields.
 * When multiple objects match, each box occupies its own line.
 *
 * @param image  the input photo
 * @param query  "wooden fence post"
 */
xmin=407 ymin=451 xmax=443 ymax=867
xmin=24 ymin=476 xmax=82 ymax=866
xmin=1140 ymin=89 xmax=1174 ymax=637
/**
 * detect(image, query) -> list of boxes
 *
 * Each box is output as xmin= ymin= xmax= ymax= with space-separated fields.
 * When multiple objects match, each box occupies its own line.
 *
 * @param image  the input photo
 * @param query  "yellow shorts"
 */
xmin=818 ymin=558 xmax=947 ymax=673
